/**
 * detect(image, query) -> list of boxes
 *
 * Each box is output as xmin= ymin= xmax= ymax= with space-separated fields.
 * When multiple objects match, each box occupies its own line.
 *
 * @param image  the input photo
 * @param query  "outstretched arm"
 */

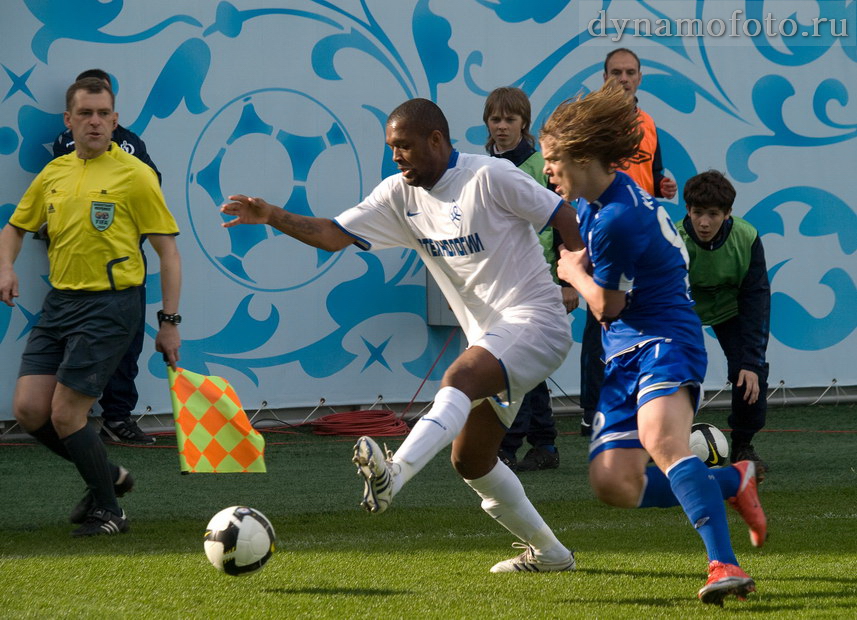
xmin=0 ymin=224 xmax=26 ymax=306
xmin=221 ymin=194 xmax=354 ymax=252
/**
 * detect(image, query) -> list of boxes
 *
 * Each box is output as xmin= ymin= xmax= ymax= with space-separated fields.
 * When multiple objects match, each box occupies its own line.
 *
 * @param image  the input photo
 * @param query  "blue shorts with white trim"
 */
xmin=588 ymin=338 xmax=706 ymax=461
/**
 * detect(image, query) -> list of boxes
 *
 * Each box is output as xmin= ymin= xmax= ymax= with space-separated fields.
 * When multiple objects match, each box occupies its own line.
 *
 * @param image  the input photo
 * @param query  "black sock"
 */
xmin=32 ymin=421 xmax=120 ymax=480
xmin=30 ymin=421 xmax=73 ymax=461
xmin=62 ymin=424 xmax=121 ymax=516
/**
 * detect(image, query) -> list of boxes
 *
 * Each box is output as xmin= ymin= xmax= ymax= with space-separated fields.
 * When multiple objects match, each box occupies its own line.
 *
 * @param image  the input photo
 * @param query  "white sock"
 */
xmin=465 ymin=460 xmax=569 ymax=561
xmin=391 ymin=386 xmax=471 ymax=494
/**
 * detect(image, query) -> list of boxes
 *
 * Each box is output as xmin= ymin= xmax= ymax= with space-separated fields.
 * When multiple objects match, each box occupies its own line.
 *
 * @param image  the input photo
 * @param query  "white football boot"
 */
xmin=353 ymin=436 xmax=396 ymax=514
xmin=490 ymin=543 xmax=576 ymax=573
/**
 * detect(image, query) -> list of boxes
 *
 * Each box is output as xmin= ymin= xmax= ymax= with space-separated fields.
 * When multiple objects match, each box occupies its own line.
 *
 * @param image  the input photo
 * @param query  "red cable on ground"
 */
xmin=309 ymin=409 xmax=410 ymax=436
xmin=304 ymin=327 xmax=459 ymax=438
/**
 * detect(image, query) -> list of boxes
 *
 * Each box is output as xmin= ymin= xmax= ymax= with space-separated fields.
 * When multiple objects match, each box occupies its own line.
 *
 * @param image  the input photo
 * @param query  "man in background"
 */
xmin=483 ymin=86 xmax=577 ymax=472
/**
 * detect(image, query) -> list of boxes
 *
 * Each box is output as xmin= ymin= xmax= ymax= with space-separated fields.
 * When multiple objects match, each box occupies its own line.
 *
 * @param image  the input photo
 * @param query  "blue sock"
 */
xmin=641 ymin=461 xmax=742 ymax=506
xmin=668 ymin=456 xmax=737 ymax=565
xmin=638 ymin=465 xmax=679 ymax=508
xmin=711 ymin=465 xmax=741 ymax=499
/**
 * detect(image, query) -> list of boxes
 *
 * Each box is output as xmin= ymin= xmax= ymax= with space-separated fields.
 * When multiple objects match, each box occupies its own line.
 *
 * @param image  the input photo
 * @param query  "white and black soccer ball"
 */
xmin=689 ymin=422 xmax=730 ymax=468
xmin=204 ymin=506 xmax=276 ymax=576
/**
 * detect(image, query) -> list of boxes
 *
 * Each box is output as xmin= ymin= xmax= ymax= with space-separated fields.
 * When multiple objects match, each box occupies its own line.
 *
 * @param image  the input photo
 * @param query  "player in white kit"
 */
xmin=221 ymin=98 xmax=584 ymax=572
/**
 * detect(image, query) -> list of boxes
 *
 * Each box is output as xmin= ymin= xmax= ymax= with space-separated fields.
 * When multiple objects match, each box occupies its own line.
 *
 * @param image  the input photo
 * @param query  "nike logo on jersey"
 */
xmin=406 ymin=210 xmax=421 ymax=217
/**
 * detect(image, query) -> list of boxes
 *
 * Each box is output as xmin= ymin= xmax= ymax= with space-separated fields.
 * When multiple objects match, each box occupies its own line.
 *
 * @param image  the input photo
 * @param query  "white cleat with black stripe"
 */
xmin=490 ymin=543 xmax=576 ymax=573
xmin=353 ymin=436 xmax=395 ymax=514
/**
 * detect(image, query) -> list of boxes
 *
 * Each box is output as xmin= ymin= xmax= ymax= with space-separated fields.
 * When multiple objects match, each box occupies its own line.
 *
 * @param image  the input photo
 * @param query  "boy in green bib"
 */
xmin=679 ymin=171 xmax=770 ymax=471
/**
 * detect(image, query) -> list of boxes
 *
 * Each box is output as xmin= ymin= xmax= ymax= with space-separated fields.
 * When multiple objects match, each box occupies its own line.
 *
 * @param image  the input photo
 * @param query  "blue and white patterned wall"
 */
xmin=1 ymin=0 xmax=855 ymax=418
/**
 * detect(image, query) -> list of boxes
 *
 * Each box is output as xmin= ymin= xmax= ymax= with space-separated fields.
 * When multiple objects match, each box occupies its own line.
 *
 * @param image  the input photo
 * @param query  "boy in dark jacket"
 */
xmin=679 ymin=170 xmax=770 ymax=469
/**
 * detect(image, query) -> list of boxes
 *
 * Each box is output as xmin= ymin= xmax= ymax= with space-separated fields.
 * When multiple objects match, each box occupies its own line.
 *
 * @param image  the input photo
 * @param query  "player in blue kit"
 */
xmin=541 ymin=83 xmax=767 ymax=605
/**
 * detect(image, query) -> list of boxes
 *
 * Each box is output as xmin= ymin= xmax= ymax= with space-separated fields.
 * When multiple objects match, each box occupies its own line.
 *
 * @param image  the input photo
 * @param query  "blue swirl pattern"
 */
xmin=0 ymin=0 xmax=854 ymax=412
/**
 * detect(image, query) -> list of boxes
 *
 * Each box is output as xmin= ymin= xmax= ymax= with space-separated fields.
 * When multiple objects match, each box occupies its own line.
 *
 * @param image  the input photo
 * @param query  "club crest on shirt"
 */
xmin=91 ymin=201 xmax=115 ymax=231
xmin=449 ymin=203 xmax=462 ymax=226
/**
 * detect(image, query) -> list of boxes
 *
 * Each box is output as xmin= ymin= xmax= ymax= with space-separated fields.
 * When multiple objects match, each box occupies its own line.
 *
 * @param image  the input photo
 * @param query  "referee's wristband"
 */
xmin=157 ymin=310 xmax=182 ymax=326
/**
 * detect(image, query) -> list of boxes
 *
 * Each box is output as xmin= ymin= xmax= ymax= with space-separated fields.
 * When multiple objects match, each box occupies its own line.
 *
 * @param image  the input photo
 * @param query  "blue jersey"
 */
xmin=578 ymin=171 xmax=704 ymax=360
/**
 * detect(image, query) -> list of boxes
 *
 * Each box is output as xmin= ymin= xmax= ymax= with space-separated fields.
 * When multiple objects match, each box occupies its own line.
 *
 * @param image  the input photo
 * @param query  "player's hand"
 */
xmin=561 ymin=286 xmax=579 ymax=313
xmin=220 ymin=195 xmax=276 ymax=228
xmin=736 ymin=369 xmax=760 ymax=404
xmin=659 ymin=177 xmax=677 ymax=200
xmin=0 ymin=269 xmax=19 ymax=307
xmin=156 ymin=324 xmax=181 ymax=369
xmin=556 ymin=244 xmax=590 ymax=286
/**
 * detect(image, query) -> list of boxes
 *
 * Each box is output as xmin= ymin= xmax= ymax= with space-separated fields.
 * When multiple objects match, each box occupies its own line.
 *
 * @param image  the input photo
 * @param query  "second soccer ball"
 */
xmin=689 ymin=422 xmax=730 ymax=468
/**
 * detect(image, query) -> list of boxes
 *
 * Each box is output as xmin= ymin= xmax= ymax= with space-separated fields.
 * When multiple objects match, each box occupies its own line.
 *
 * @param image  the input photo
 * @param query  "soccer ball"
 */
xmin=689 ymin=422 xmax=730 ymax=468
xmin=204 ymin=506 xmax=276 ymax=575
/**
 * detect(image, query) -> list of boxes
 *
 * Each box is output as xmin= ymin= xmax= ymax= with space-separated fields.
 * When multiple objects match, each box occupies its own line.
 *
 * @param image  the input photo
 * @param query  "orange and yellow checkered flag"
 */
xmin=167 ymin=366 xmax=266 ymax=473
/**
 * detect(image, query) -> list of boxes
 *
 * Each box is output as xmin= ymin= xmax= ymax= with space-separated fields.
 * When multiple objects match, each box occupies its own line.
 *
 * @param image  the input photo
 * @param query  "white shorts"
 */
xmin=470 ymin=308 xmax=572 ymax=428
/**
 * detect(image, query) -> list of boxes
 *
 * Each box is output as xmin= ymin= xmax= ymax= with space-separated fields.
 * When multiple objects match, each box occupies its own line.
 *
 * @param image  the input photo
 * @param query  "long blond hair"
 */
xmin=540 ymin=82 xmax=642 ymax=170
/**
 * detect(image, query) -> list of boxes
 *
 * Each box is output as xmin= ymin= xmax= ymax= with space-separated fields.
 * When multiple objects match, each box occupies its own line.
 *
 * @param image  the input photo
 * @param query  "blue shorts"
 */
xmin=588 ymin=338 xmax=706 ymax=461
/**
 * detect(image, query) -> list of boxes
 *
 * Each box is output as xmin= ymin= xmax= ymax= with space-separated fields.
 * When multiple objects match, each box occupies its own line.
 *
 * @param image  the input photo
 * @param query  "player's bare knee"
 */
xmin=590 ymin=467 xmax=640 ymax=508
xmin=451 ymin=453 xmax=493 ymax=480
xmin=12 ymin=395 xmax=48 ymax=431
xmin=592 ymin=482 xmax=639 ymax=508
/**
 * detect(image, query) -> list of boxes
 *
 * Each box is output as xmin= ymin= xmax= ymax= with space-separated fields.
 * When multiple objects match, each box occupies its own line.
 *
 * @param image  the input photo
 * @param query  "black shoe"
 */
xmin=100 ymin=419 xmax=156 ymax=445
xmin=580 ymin=410 xmax=595 ymax=437
xmin=69 ymin=466 xmax=135 ymax=524
xmin=71 ymin=508 xmax=129 ymax=537
xmin=498 ymin=451 xmax=517 ymax=472
xmin=516 ymin=446 xmax=560 ymax=472
xmin=731 ymin=444 xmax=769 ymax=480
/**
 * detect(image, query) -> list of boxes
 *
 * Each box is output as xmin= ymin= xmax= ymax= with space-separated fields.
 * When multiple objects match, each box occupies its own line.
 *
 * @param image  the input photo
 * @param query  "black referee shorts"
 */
xmin=19 ymin=286 xmax=143 ymax=397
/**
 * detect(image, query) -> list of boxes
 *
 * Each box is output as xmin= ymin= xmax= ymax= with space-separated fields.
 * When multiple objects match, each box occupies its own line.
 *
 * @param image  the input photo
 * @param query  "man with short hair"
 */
xmin=0 ymin=77 xmax=182 ymax=536
xmin=222 ymin=97 xmax=583 ymax=572
xmin=49 ymin=68 xmax=162 ymax=445
xmin=52 ymin=69 xmax=161 ymax=183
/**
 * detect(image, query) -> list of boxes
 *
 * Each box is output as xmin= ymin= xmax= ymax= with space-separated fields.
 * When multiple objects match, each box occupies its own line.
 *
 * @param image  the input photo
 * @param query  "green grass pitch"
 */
xmin=1 ymin=404 xmax=855 ymax=618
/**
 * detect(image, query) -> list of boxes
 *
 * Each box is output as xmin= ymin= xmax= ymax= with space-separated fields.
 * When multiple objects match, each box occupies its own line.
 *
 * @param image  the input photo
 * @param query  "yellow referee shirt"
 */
xmin=10 ymin=144 xmax=179 ymax=291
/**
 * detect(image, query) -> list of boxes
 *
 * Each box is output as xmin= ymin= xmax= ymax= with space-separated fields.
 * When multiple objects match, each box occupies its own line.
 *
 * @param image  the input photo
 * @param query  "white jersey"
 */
xmin=334 ymin=151 xmax=565 ymax=343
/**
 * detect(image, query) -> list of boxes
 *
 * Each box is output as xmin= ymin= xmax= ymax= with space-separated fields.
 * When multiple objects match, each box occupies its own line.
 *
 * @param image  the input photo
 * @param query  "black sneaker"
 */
xmin=100 ymin=419 xmax=156 ymax=445
xmin=69 ymin=466 xmax=135 ymax=524
xmin=731 ymin=444 xmax=769 ymax=480
xmin=498 ymin=451 xmax=517 ymax=471
xmin=71 ymin=508 xmax=129 ymax=537
xmin=516 ymin=446 xmax=560 ymax=472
